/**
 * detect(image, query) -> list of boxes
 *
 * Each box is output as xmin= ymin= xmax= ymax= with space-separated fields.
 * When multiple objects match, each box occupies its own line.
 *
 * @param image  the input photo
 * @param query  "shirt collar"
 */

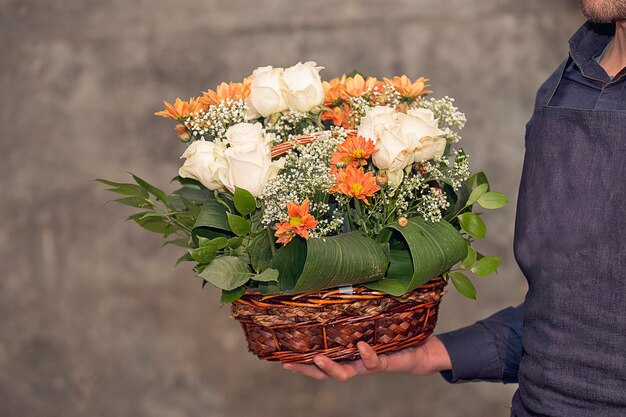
xmin=569 ymin=21 xmax=615 ymax=81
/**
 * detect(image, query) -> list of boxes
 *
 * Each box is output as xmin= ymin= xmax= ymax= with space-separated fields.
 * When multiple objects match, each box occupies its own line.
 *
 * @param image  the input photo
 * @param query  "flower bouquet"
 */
xmin=98 ymin=62 xmax=508 ymax=363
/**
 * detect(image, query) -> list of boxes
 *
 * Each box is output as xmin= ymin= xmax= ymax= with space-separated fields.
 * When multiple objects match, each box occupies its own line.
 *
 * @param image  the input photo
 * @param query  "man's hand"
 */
xmin=282 ymin=336 xmax=451 ymax=381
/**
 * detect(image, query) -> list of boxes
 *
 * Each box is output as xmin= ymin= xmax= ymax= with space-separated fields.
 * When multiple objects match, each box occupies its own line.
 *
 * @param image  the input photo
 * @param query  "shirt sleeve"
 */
xmin=436 ymin=303 xmax=524 ymax=384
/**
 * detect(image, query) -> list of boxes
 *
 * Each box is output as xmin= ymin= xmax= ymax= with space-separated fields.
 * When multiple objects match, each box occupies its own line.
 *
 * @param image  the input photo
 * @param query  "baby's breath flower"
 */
xmin=261 ymin=130 xmax=347 ymax=237
xmin=183 ymin=99 xmax=248 ymax=142
xmin=422 ymin=96 xmax=466 ymax=143
xmin=264 ymin=110 xmax=322 ymax=146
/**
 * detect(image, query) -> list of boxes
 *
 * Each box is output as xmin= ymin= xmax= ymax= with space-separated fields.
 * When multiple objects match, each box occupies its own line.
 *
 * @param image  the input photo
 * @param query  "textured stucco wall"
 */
xmin=1 ymin=1 xmax=584 ymax=416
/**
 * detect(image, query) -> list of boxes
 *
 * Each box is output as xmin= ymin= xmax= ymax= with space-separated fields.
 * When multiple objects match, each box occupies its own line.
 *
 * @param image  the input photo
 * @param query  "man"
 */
xmin=283 ymin=1 xmax=626 ymax=416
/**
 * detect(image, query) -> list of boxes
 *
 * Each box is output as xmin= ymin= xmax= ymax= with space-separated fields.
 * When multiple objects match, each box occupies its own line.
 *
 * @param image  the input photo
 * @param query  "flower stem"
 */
xmin=354 ymin=199 xmax=369 ymax=234
xmin=266 ymin=227 xmax=276 ymax=256
xmin=346 ymin=204 xmax=355 ymax=231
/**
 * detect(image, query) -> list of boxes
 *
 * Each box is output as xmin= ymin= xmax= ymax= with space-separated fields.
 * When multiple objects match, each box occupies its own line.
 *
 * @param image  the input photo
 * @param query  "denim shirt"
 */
xmin=437 ymin=21 xmax=626 ymax=384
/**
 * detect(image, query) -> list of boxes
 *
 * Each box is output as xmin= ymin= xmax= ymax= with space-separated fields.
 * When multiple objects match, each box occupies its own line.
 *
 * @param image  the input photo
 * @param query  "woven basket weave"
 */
xmin=230 ymin=276 xmax=446 ymax=364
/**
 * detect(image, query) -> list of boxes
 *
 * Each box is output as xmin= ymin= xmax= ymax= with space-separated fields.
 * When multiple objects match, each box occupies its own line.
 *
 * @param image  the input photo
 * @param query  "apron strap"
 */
xmin=541 ymin=56 xmax=571 ymax=107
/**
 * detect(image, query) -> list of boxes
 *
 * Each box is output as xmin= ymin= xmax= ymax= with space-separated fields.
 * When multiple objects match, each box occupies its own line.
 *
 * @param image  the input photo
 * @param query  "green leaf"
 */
xmin=178 ymin=196 xmax=201 ymax=218
xmin=471 ymin=256 xmax=501 ymax=277
xmin=171 ymin=187 xmax=211 ymax=205
xmin=171 ymin=175 xmax=203 ymax=189
xmin=162 ymin=238 xmax=189 ymax=248
xmin=449 ymin=271 xmax=477 ymax=299
xmin=227 ymin=213 xmax=250 ymax=236
xmin=466 ymin=183 xmax=489 ymax=207
xmin=453 ymin=180 xmax=472 ymax=214
xmin=127 ymin=212 xmax=177 ymax=237
xmin=461 ymin=246 xmax=477 ymax=269
xmin=469 ymin=171 xmax=490 ymax=189
xmin=112 ymin=196 xmax=152 ymax=208
xmin=249 ymin=233 xmax=273 ymax=273
xmin=458 ymin=212 xmax=487 ymax=238
xmin=477 ymin=192 xmax=509 ymax=209
xmin=189 ymin=244 xmax=218 ymax=264
xmin=364 ymin=248 xmax=413 ymax=296
xmin=96 ymin=179 xmax=149 ymax=198
xmin=210 ymin=237 xmax=229 ymax=250
xmin=131 ymin=174 xmax=170 ymax=207
xmin=269 ymin=237 xmax=307 ymax=291
xmin=233 ymin=187 xmax=257 ymax=216
xmin=220 ymin=286 xmax=246 ymax=307
xmin=199 ymin=256 xmax=252 ymax=290
xmin=375 ymin=218 xmax=468 ymax=294
xmin=253 ymin=268 xmax=279 ymax=282
xmin=193 ymin=198 xmax=231 ymax=232
xmin=174 ymin=252 xmax=194 ymax=267
xmin=271 ymin=232 xmax=388 ymax=294
xmin=227 ymin=236 xmax=243 ymax=249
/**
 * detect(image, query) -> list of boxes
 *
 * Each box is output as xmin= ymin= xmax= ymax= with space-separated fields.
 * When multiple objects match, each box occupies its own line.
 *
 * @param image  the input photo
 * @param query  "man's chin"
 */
xmin=580 ymin=0 xmax=626 ymax=23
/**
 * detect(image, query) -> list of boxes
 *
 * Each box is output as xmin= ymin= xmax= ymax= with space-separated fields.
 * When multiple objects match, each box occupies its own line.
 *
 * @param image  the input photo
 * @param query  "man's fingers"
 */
xmin=283 ymin=363 xmax=328 ymax=381
xmin=313 ymin=355 xmax=356 ymax=381
xmin=357 ymin=341 xmax=386 ymax=371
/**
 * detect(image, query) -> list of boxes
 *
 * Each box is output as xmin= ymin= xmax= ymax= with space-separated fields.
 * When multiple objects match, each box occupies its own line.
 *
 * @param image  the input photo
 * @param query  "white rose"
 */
xmin=178 ymin=140 xmax=229 ymax=190
xmin=282 ymin=61 xmax=325 ymax=113
xmin=372 ymin=126 xmax=415 ymax=171
xmin=247 ymin=66 xmax=288 ymax=117
xmin=224 ymin=142 xmax=275 ymax=197
xmin=225 ymin=122 xmax=266 ymax=147
xmin=402 ymin=108 xmax=447 ymax=162
xmin=358 ymin=106 xmax=414 ymax=171
xmin=358 ymin=106 xmax=396 ymax=140
xmin=413 ymin=136 xmax=447 ymax=162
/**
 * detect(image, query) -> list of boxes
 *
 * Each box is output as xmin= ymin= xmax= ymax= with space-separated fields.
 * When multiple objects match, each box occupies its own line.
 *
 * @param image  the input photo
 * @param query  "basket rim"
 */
xmin=233 ymin=275 xmax=447 ymax=310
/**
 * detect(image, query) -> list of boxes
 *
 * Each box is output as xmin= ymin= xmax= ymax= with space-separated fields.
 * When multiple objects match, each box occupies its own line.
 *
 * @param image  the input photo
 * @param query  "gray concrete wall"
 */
xmin=1 ymin=1 xmax=584 ymax=416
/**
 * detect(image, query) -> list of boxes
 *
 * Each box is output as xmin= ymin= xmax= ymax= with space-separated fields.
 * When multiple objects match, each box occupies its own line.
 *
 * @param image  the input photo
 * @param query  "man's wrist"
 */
xmin=410 ymin=336 xmax=452 ymax=375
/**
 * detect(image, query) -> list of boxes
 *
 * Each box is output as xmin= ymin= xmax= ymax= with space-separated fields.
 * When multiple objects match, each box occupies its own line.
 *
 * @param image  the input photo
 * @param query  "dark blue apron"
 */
xmin=511 ymin=58 xmax=626 ymax=416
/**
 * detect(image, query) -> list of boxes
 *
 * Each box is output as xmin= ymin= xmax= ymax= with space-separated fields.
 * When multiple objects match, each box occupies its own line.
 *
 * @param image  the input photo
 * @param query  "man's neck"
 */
xmin=599 ymin=21 xmax=626 ymax=78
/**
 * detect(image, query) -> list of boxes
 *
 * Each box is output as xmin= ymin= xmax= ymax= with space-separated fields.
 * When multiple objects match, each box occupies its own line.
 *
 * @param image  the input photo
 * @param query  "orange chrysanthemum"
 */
xmin=344 ymin=74 xmax=382 ymax=97
xmin=331 ymin=135 xmax=378 ymax=168
xmin=199 ymin=78 xmax=252 ymax=107
xmin=322 ymin=77 xmax=348 ymax=106
xmin=321 ymin=104 xmax=354 ymax=128
xmin=274 ymin=199 xmax=318 ymax=245
xmin=332 ymin=166 xmax=380 ymax=204
xmin=384 ymin=75 xmax=432 ymax=99
xmin=175 ymin=123 xmax=191 ymax=141
xmin=154 ymin=97 xmax=203 ymax=120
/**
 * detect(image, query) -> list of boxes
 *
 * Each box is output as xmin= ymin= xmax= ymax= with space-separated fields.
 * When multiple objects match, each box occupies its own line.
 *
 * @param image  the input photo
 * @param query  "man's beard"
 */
xmin=580 ymin=0 xmax=626 ymax=22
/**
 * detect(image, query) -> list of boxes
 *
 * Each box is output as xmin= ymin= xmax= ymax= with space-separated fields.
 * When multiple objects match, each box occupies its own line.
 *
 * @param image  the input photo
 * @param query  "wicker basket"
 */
xmin=230 ymin=276 xmax=446 ymax=364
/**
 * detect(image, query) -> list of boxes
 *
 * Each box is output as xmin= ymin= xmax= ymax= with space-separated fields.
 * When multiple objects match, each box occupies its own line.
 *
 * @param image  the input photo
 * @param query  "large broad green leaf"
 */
xmin=367 ymin=217 xmax=467 ymax=295
xmin=199 ymin=256 xmax=251 ymax=290
xmin=171 ymin=187 xmax=212 ymax=205
xmin=270 ymin=232 xmax=388 ymax=294
xmin=193 ymin=197 xmax=231 ymax=233
xmin=365 ymin=248 xmax=413 ymax=296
